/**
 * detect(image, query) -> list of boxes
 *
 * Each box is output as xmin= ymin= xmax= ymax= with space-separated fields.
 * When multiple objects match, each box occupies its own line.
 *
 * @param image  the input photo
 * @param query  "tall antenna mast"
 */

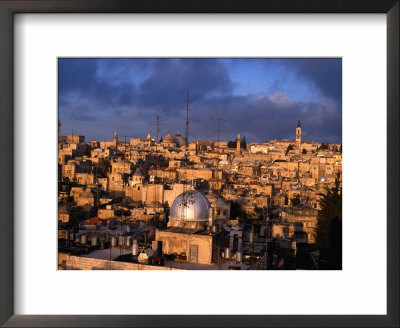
xmin=150 ymin=108 xmax=166 ymax=141
xmin=210 ymin=117 xmax=227 ymax=150
xmin=184 ymin=90 xmax=190 ymax=145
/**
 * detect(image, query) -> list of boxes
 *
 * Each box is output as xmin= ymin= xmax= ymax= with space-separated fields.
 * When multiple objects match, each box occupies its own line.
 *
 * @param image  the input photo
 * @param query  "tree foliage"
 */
xmin=227 ymin=140 xmax=236 ymax=148
xmin=227 ymin=136 xmax=247 ymax=149
xmin=241 ymin=136 xmax=247 ymax=149
xmin=319 ymin=142 xmax=330 ymax=150
xmin=285 ymin=144 xmax=294 ymax=155
xmin=316 ymin=174 xmax=342 ymax=269
xmin=230 ymin=201 xmax=250 ymax=223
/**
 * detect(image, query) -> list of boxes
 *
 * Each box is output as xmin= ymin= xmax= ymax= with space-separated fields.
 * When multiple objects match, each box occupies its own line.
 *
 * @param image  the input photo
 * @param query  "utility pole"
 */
xmin=210 ymin=117 xmax=227 ymax=150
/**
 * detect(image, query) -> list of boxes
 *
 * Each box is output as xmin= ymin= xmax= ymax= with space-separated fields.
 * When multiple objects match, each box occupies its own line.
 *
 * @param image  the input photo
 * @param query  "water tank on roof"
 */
xmin=235 ymin=251 xmax=243 ymax=262
xmin=80 ymin=234 xmax=87 ymax=245
xmin=132 ymin=244 xmax=139 ymax=256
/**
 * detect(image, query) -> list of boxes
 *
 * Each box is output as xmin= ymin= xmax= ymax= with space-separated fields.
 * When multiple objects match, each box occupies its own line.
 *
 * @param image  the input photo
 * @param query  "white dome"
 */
xmin=169 ymin=190 xmax=210 ymax=222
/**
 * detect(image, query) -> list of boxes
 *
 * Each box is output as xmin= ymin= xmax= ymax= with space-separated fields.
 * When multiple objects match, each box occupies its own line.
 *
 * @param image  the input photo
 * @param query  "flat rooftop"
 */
xmin=162 ymin=227 xmax=219 ymax=236
xmin=80 ymin=247 xmax=132 ymax=260
xmin=164 ymin=259 xmax=250 ymax=270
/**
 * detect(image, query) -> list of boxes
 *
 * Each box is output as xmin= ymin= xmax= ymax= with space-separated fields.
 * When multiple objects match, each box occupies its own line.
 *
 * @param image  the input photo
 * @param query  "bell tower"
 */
xmin=296 ymin=120 xmax=301 ymax=147
xmin=236 ymin=133 xmax=241 ymax=156
xmin=113 ymin=131 xmax=118 ymax=148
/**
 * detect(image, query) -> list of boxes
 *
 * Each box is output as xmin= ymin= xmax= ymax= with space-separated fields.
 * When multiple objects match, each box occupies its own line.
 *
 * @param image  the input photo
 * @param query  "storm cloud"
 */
xmin=58 ymin=58 xmax=342 ymax=143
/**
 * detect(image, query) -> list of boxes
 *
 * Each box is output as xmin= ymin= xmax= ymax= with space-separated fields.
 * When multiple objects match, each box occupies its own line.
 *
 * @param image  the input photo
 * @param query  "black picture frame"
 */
xmin=0 ymin=1 xmax=398 ymax=327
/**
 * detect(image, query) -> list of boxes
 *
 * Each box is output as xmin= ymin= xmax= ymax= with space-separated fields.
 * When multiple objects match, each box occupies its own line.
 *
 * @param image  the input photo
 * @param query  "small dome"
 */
xmin=169 ymin=190 xmax=211 ymax=222
xmin=133 ymin=168 xmax=144 ymax=176
xmin=174 ymin=134 xmax=186 ymax=147
xmin=163 ymin=133 xmax=176 ymax=144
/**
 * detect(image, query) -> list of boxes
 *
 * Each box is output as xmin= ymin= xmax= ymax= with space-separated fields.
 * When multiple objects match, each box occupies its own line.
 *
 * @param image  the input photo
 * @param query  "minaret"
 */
xmin=113 ymin=131 xmax=118 ymax=148
xmin=296 ymin=120 xmax=302 ymax=147
xmin=236 ymin=133 xmax=241 ymax=156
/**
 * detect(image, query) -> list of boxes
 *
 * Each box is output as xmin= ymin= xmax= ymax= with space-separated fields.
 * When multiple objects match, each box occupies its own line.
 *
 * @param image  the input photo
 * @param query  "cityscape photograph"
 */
xmin=58 ymin=58 xmax=342 ymax=270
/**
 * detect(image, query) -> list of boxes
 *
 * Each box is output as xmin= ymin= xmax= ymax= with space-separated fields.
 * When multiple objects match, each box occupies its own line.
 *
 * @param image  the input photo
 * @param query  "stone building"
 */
xmin=281 ymin=205 xmax=319 ymax=243
xmin=206 ymin=194 xmax=231 ymax=222
xmin=155 ymin=189 xmax=222 ymax=264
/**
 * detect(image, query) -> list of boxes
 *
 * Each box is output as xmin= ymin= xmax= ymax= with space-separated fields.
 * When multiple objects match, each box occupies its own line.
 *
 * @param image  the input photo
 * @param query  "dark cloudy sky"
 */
xmin=58 ymin=58 xmax=342 ymax=144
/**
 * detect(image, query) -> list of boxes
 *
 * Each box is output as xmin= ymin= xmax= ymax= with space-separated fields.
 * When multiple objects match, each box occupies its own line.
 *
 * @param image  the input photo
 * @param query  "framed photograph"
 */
xmin=0 ymin=1 xmax=398 ymax=327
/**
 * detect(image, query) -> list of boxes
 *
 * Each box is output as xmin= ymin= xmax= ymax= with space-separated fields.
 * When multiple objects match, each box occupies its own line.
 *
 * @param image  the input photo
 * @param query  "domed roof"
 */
xmin=170 ymin=190 xmax=211 ymax=222
xmin=174 ymin=134 xmax=186 ymax=147
xmin=163 ymin=133 xmax=176 ymax=144
xmin=133 ymin=168 xmax=144 ymax=176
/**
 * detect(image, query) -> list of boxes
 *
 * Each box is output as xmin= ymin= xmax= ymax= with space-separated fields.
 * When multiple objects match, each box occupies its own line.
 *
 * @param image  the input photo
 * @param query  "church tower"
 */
xmin=113 ymin=131 xmax=118 ymax=148
xmin=296 ymin=121 xmax=301 ymax=147
xmin=236 ymin=133 xmax=241 ymax=156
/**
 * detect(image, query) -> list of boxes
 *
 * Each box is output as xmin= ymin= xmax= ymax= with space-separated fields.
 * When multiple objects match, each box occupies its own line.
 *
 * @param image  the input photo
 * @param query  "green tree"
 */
xmin=316 ymin=173 xmax=342 ymax=269
xmin=302 ymin=148 xmax=307 ymax=154
xmin=230 ymin=201 xmax=250 ymax=223
xmin=227 ymin=140 xmax=236 ymax=148
xmin=319 ymin=142 xmax=330 ymax=150
xmin=285 ymin=144 xmax=293 ymax=155
xmin=241 ymin=136 xmax=247 ymax=149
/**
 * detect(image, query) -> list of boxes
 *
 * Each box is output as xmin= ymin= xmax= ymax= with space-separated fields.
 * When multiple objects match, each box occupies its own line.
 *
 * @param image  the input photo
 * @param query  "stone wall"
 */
xmin=60 ymin=254 xmax=179 ymax=270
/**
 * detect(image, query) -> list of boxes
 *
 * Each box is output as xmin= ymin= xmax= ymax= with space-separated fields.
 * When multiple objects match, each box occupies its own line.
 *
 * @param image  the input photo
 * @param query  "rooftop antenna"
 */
xmin=150 ymin=108 xmax=167 ymax=141
xmin=180 ymin=90 xmax=190 ymax=145
xmin=210 ymin=117 xmax=228 ymax=150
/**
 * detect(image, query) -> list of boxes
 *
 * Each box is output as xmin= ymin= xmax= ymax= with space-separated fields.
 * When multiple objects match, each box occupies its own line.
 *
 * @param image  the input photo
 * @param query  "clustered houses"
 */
xmin=58 ymin=120 xmax=342 ymax=270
